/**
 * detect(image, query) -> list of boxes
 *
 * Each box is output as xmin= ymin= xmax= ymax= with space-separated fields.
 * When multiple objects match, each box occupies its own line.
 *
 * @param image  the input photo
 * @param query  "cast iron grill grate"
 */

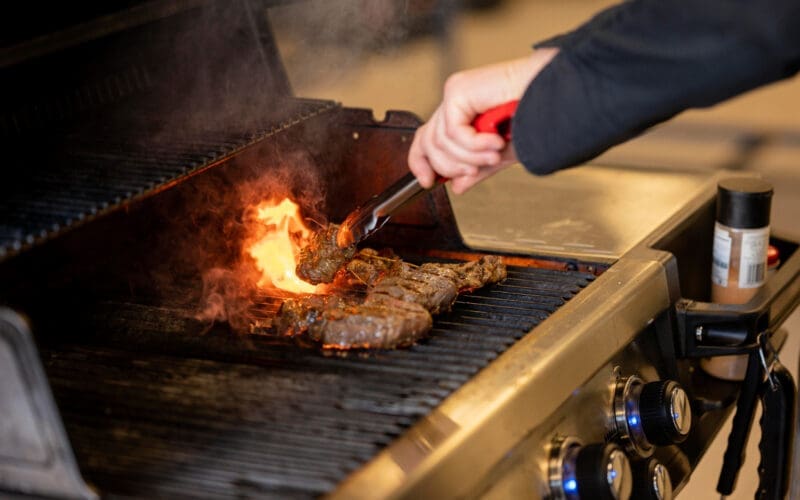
xmin=0 ymin=99 xmax=337 ymax=260
xmin=41 ymin=265 xmax=594 ymax=499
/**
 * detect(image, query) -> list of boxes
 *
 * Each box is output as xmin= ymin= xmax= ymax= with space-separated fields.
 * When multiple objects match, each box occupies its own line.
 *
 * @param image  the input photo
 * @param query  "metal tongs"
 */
xmin=336 ymin=100 xmax=519 ymax=248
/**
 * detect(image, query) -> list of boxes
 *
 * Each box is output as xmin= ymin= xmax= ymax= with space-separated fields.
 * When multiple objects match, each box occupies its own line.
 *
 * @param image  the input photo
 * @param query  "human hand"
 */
xmin=408 ymin=48 xmax=559 ymax=194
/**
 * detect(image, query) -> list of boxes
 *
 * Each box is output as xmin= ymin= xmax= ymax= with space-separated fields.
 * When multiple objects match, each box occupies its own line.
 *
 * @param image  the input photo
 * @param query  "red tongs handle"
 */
xmin=471 ymin=100 xmax=518 ymax=141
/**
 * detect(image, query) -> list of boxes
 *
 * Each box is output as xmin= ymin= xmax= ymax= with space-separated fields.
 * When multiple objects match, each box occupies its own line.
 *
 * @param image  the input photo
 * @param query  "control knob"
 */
xmin=613 ymin=376 xmax=691 ymax=457
xmin=631 ymin=458 xmax=673 ymax=500
xmin=549 ymin=437 xmax=632 ymax=500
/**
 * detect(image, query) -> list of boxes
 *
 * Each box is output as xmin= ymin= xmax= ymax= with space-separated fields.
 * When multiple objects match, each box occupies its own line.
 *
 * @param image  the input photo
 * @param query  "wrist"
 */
xmin=513 ymin=48 xmax=559 ymax=97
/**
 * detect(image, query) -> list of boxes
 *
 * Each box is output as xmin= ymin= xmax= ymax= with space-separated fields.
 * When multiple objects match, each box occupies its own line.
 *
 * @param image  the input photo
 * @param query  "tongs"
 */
xmin=336 ymin=100 xmax=518 ymax=248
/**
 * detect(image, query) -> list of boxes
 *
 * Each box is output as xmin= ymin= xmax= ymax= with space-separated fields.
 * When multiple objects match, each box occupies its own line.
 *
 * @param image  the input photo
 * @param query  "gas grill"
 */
xmin=2 ymin=2 xmax=799 ymax=499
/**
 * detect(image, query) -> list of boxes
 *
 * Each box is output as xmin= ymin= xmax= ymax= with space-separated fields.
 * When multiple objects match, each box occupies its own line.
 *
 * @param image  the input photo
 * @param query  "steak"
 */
xmin=278 ymin=294 xmax=433 ymax=349
xmin=276 ymin=250 xmax=506 ymax=349
xmin=420 ymin=258 xmax=507 ymax=291
xmin=295 ymin=224 xmax=356 ymax=285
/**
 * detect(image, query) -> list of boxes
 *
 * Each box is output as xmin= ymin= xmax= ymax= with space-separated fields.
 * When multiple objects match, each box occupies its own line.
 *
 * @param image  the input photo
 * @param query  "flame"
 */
xmin=246 ymin=198 xmax=319 ymax=294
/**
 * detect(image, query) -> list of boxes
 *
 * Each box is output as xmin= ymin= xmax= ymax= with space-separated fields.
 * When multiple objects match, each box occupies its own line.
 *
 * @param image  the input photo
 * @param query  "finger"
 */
xmin=432 ymin=116 xmax=503 ymax=167
xmin=442 ymin=102 xmax=507 ymax=152
xmin=449 ymin=163 xmax=511 ymax=194
xmin=408 ymin=129 xmax=438 ymax=188
xmin=424 ymin=143 xmax=482 ymax=179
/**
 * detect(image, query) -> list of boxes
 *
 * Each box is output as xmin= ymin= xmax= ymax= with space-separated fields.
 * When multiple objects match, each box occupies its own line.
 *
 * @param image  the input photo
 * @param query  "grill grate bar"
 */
xmin=43 ymin=264 xmax=593 ymax=498
xmin=1 ymin=99 xmax=338 ymax=258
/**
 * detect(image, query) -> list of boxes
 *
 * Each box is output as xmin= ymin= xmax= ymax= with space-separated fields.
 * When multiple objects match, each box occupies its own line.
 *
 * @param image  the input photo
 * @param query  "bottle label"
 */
xmin=711 ymin=225 xmax=732 ymax=287
xmin=739 ymin=227 xmax=769 ymax=288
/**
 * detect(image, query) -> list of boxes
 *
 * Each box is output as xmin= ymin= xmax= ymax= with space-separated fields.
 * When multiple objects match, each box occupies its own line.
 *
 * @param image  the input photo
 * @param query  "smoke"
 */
xmin=182 ymin=149 xmax=327 ymax=333
xmin=268 ymin=0 xmax=425 ymax=90
xmin=131 ymin=0 xmax=429 ymax=331
xmin=195 ymin=267 xmax=257 ymax=332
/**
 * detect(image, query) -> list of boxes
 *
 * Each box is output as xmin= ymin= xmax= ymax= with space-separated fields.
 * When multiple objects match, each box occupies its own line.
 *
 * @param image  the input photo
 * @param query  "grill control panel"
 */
xmin=543 ymin=375 xmax=689 ymax=500
xmin=474 ymin=325 xmax=694 ymax=500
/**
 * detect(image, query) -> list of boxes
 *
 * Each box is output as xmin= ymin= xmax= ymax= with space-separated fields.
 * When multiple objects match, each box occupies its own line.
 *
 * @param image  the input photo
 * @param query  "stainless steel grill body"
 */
xmin=1 ymin=2 xmax=798 ymax=500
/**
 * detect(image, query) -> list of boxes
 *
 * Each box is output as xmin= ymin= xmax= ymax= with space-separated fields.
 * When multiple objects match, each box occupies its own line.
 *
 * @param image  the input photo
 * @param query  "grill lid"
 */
xmin=1 ymin=0 xmax=304 ymax=261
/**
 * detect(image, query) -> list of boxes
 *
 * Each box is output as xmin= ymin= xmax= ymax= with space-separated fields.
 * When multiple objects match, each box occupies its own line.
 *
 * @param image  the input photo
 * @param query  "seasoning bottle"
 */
xmin=702 ymin=177 xmax=773 ymax=381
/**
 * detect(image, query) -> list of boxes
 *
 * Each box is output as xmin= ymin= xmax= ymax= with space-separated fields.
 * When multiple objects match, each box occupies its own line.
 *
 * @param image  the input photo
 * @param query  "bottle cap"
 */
xmin=767 ymin=245 xmax=780 ymax=266
xmin=716 ymin=178 xmax=772 ymax=229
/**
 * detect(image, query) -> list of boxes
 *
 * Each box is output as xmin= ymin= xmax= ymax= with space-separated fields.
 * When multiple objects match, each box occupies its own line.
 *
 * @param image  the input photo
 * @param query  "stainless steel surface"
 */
xmin=449 ymin=164 xmax=709 ymax=262
xmin=0 ymin=309 xmax=97 ymax=500
xmin=669 ymin=386 xmax=691 ymax=438
xmin=652 ymin=463 xmax=672 ymax=500
xmin=547 ymin=436 xmax=582 ymax=500
xmin=613 ymin=376 xmax=653 ymax=458
xmin=606 ymin=448 xmax=632 ymax=500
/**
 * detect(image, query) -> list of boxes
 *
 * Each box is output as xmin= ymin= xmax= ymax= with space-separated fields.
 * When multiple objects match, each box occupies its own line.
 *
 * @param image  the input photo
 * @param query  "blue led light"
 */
xmin=564 ymin=479 xmax=578 ymax=493
xmin=628 ymin=415 xmax=639 ymax=427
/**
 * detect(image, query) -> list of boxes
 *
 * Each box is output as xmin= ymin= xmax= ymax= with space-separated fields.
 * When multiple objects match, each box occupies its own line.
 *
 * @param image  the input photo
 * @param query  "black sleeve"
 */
xmin=512 ymin=0 xmax=800 ymax=175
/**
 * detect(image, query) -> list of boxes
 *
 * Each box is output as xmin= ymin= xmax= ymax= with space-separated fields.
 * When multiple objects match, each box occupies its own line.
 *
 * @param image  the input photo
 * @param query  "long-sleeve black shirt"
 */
xmin=512 ymin=0 xmax=800 ymax=175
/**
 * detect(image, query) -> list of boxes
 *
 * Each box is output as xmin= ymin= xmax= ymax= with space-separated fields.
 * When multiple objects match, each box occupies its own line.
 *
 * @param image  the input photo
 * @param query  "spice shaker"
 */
xmin=703 ymin=177 xmax=773 ymax=380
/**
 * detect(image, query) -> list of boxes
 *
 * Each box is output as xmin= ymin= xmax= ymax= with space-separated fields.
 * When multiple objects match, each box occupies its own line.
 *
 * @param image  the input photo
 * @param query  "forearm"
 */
xmin=513 ymin=0 xmax=800 ymax=175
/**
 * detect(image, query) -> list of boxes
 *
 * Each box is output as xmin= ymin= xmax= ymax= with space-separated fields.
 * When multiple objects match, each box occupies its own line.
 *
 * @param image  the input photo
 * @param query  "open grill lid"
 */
xmin=0 ymin=0 xmax=311 ymax=261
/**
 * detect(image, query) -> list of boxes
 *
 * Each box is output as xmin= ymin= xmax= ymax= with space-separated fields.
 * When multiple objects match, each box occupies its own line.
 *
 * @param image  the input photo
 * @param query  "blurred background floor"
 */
xmin=270 ymin=0 xmax=800 ymax=497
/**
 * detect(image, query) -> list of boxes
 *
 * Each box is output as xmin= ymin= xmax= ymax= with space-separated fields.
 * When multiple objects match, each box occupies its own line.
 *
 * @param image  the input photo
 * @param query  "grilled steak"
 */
xmin=420 ymin=257 xmax=507 ymax=291
xmin=276 ymin=250 xmax=506 ymax=349
xmin=295 ymin=224 xmax=356 ymax=284
xmin=343 ymin=248 xmax=404 ymax=286
xmin=278 ymin=294 xmax=433 ymax=349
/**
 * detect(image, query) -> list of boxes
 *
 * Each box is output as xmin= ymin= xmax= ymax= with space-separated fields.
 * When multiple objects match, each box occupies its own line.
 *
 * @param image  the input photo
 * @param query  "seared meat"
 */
xmin=276 ymin=293 xmax=431 ymax=349
xmin=295 ymin=225 xmax=356 ymax=285
xmin=276 ymin=250 xmax=506 ymax=349
xmin=274 ymin=294 xmax=348 ymax=336
xmin=420 ymin=256 xmax=507 ymax=291
xmin=370 ymin=269 xmax=457 ymax=315
xmin=343 ymin=248 xmax=403 ymax=286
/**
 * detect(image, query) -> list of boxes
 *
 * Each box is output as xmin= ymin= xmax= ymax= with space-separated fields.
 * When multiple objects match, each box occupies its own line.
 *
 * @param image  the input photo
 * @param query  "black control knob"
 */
xmin=631 ymin=458 xmax=673 ymax=500
xmin=574 ymin=443 xmax=632 ymax=500
xmin=549 ymin=438 xmax=632 ymax=500
xmin=639 ymin=380 xmax=691 ymax=446
xmin=613 ymin=377 xmax=692 ymax=457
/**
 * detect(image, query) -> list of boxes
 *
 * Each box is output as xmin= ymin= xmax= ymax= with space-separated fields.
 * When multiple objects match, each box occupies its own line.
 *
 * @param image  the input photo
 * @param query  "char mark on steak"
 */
xmin=295 ymin=224 xmax=356 ymax=285
xmin=279 ymin=294 xmax=432 ymax=349
xmin=276 ymin=250 xmax=506 ymax=349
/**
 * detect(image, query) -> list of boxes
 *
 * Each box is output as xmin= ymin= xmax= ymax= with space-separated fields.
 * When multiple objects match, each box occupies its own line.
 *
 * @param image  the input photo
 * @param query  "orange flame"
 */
xmin=246 ymin=198 xmax=319 ymax=294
